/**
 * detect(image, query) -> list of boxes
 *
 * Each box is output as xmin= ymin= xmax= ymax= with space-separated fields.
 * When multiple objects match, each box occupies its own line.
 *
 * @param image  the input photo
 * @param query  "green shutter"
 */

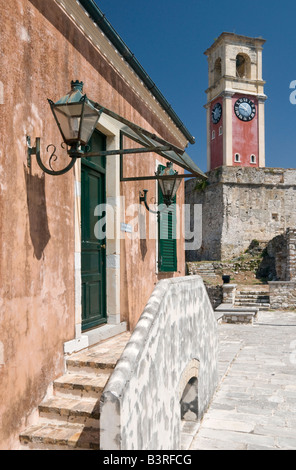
xmin=158 ymin=166 xmax=177 ymax=272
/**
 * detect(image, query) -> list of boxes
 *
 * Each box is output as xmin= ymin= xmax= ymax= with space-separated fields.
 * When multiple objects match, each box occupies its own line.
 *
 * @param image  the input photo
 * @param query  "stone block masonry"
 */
xmin=185 ymin=167 xmax=296 ymax=261
xmin=269 ymin=281 xmax=296 ymax=309
xmin=257 ymin=228 xmax=296 ymax=282
xmin=286 ymin=228 xmax=296 ymax=281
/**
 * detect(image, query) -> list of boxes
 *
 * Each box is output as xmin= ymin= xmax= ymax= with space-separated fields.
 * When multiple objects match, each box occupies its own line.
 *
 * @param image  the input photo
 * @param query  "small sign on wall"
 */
xmin=121 ymin=223 xmax=132 ymax=233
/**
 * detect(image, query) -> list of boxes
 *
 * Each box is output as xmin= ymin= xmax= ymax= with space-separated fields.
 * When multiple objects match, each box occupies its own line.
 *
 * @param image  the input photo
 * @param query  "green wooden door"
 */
xmin=81 ymin=130 xmax=107 ymax=331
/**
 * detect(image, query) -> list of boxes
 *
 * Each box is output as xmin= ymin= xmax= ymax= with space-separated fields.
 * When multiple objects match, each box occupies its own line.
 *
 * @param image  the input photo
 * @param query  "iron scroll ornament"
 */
xmin=27 ymin=137 xmax=77 ymax=176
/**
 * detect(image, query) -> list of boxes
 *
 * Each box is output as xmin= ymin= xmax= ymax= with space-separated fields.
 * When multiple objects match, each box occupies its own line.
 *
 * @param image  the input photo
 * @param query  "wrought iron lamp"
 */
xmin=156 ymin=162 xmax=182 ymax=206
xmin=27 ymin=80 xmax=103 ymax=175
xmin=139 ymin=162 xmax=182 ymax=213
xmin=48 ymin=80 xmax=102 ymax=157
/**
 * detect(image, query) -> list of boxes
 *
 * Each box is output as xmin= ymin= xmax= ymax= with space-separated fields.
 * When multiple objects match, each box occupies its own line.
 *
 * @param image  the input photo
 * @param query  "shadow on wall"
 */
xmin=24 ymin=166 xmax=51 ymax=260
xmin=139 ymin=211 xmax=147 ymax=261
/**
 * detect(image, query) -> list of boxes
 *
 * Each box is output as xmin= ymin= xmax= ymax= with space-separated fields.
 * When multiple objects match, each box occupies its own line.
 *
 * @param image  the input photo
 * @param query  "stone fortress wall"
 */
xmin=185 ymin=166 xmax=296 ymax=262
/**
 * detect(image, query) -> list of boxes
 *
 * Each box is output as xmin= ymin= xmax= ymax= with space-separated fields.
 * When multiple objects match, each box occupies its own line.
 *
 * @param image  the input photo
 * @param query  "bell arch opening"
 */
xmin=236 ymin=53 xmax=251 ymax=79
xmin=214 ymin=57 xmax=222 ymax=83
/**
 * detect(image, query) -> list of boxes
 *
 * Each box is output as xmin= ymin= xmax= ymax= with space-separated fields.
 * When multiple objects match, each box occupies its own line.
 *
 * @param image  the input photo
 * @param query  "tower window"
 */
xmin=212 ymin=130 xmax=215 ymax=140
xmin=214 ymin=57 xmax=222 ymax=83
xmin=234 ymin=153 xmax=241 ymax=163
xmin=219 ymin=126 xmax=223 ymax=136
xmin=250 ymin=154 xmax=256 ymax=164
xmin=236 ymin=53 xmax=251 ymax=79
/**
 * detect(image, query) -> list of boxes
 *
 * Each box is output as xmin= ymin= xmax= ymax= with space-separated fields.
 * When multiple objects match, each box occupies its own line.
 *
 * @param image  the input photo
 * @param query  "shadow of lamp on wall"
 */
xmin=24 ymin=165 xmax=51 ymax=260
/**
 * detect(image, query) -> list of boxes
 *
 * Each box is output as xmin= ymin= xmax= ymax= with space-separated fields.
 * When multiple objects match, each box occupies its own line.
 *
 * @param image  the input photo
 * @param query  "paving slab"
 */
xmin=190 ymin=310 xmax=296 ymax=450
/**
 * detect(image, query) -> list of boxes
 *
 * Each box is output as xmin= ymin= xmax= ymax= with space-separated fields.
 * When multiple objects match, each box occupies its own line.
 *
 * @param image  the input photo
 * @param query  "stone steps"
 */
xmin=196 ymin=272 xmax=217 ymax=276
xmin=193 ymin=263 xmax=218 ymax=278
xmin=236 ymin=293 xmax=269 ymax=296
xmin=236 ymin=291 xmax=269 ymax=296
xmin=236 ymin=302 xmax=270 ymax=306
xmin=38 ymin=395 xmax=101 ymax=427
xmin=235 ymin=297 xmax=270 ymax=304
xmin=235 ymin=303 xmax=270 ymax=311
xmin=53 ymin=372 xmax=109 ymax=399
xmin=20 ymin=332 xmax=131 ymax=450
xmin=234 ymin=290 xmax=270 ymax=310
xmin=19 ymin=422 xmax=100 ymax=450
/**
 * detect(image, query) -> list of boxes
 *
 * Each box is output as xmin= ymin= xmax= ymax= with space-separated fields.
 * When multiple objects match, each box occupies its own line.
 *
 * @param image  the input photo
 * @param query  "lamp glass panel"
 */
xmin=79 ymin=102 xmax=101 ymax=145
xmin=157 ymin=163 xmax=182 ymax=206
xmin=170 ymin=177 xmax=182 ymax=199
xmin=159 ymin=179 xmax=175 ymax=198
xmin=53 ymin=103 xmax=84 ymax=144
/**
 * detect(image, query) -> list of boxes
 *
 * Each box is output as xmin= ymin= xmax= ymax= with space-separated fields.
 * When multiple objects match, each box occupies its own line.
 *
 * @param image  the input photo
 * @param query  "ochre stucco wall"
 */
xmin=0 ymin=0 xmax=187 ymax=448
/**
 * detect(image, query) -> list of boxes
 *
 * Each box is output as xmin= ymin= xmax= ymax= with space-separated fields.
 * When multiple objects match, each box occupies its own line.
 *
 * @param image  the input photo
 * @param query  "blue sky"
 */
xmin=95 ymin=0 xmax=296 ymax=172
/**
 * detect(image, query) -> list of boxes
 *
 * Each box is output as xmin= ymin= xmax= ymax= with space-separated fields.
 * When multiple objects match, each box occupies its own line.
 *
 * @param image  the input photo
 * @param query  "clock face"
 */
xmin=212 ymin=103 xmax=222 ymax=124
xmin=234 ymin=97 xmax=256 ymax=121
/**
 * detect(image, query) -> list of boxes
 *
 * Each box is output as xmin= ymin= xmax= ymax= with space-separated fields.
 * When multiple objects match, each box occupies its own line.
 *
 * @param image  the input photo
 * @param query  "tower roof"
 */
xmin=204 ymin=32 xmax=266 ymax=56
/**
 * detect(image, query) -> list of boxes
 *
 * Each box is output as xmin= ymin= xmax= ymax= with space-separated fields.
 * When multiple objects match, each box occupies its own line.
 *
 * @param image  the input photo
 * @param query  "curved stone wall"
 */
xmin=100 ymin=275 xmax=218 ymax=450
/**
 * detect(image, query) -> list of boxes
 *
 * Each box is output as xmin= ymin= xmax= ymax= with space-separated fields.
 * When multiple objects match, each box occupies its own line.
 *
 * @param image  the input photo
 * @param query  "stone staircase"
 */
xmin=234 ymin=288 xmax=270 ymax=310
xmin=190 ymin=262 xmax=217 ymax=281
xmin=19 ymin=332 xmax=131 ymax=450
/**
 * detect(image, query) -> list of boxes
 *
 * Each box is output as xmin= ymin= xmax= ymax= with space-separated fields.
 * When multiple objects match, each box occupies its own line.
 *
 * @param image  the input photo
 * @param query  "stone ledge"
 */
xmin=215 ymin=304 xmax=258 ymax=324
xmin=216 ymin=303 xmax=258 ymax=313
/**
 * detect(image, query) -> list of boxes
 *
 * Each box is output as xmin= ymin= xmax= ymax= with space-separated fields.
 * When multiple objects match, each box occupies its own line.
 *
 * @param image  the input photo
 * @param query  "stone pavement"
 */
xmin=189 ymin=310 xmax=296 ymax=450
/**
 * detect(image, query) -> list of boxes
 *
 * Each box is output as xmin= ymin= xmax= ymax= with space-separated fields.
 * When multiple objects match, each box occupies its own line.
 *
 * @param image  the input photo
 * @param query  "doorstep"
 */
xmin=64 ymin=322 xmax=127 ymax=355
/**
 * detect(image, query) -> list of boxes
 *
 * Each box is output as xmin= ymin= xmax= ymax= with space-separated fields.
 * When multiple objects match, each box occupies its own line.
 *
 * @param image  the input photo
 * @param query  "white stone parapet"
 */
xmin=100 ymin=276 xmax=218 ymax=450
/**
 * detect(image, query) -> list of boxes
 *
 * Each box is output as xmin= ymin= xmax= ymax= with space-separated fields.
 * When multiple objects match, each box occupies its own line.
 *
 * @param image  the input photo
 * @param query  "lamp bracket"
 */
xmin=27 ymin=136 xmax=77 ymax=176
xmin=139 ymin=190 xmax=171 ymax=215
xmin=27 ymin=135 xmax=197 ymax=179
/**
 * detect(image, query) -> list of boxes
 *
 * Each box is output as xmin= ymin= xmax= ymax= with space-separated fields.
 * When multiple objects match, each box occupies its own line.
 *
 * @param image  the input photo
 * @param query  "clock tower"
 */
xmin=204 ymin=33 xmax=267 ymax=171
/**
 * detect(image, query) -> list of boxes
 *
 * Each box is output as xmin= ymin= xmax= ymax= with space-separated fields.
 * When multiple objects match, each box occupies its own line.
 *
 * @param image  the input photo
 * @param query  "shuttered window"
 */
xmin=158 ymin=167 xmax=177 ymax=272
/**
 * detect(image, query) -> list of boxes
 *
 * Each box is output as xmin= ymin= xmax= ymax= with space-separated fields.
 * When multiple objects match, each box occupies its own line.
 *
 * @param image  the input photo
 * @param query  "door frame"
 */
xmin=64 ymin=114 xmax=124 ymax=354
xmin=81 ymin=148 xmax=107 ymax=331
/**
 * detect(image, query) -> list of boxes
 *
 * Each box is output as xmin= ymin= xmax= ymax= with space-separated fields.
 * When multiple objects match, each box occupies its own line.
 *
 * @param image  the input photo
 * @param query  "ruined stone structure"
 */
xmin=262 ymin=228 xmax=296 ymax=310
xmin=257 ymin=228 xmax=296 ymax=282
xmin=186 ymin=167 xmax=296 ymax=261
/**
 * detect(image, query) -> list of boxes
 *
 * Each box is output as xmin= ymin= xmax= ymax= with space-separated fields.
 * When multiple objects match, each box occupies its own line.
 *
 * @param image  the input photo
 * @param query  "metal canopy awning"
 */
xmin=87 ymin=101 xmax=206 ymax=181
